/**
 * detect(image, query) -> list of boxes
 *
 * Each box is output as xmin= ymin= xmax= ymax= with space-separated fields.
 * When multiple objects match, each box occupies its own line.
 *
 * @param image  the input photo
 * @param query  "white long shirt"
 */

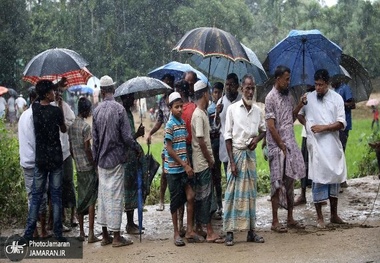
xmin=300 ymin=89 xmax=347 ymax=184
xmin=224 ymin=99 xmax=266 ymax=150
xmin=18 ymin=108 xmax=35 ymax=169
xmin=218 ymin=94 xmax=242 ymax=162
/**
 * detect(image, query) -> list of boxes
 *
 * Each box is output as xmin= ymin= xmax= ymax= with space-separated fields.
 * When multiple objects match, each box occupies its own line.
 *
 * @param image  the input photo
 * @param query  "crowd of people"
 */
xmin=14 ymin=64 xmax=354 ymax=248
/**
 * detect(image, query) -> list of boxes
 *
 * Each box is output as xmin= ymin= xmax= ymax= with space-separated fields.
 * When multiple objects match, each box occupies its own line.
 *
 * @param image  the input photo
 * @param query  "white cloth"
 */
xmin=224 ymin=100 xmax=266 ymax=150
xmin=15 ymin=97 xmax=27 ymax=118
xmin=300 ymin=89 xmax=347 ymax=184
xmin=18 ymin=108 xmax=35 ymax=169
xmin=7 ymin=97 xmax=16 ymax=112
xmin=51 ymin=101 xmax=75 ymax=160
xmin=218 ymin=94 xmax=242 ymax=162
xmin=0 ymin=97 xmax=6 ymax=118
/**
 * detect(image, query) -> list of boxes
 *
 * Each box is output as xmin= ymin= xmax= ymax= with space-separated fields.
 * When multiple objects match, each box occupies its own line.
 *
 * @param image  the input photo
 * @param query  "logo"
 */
xmin=4 ymin=235 xmax=28 ymax=262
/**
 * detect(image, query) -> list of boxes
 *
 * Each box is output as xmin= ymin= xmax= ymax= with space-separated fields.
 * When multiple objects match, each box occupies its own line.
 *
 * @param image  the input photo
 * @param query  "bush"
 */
xmin=0 ymin=120 xmax=28 ymax=227
xmin=355 ymin=131 xmax=380 ymax=177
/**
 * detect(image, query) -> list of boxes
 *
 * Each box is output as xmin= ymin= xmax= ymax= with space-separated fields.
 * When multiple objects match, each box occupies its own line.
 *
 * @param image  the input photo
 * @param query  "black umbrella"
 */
xmin=22 ymin=48 xmax=91 ymax=88
xmin=339 ymin=54 xmax=373 ymax=102
xmin=114 ymin=77 xmax=172 ymax=99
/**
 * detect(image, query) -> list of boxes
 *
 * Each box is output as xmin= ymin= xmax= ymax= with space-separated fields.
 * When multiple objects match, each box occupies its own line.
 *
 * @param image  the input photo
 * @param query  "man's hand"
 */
xmin=57 ymin=77 xmax=68 ymax=88
xmin=146 ymin=134 xmax=152 ymax=145
xmin=230 ymin=161 xmax=237 ymax=177
xmin=136 ymin=123 xmax=145 ymax=138
xmin=311 ymin=125 xmax=326 ymax=133
xmin=248 ymin=137 xmax=259 ymax=151
xmin=208 ymin=159 xmax=215 ymax=168
xmin=184 ymin=164 xmax=194 ymax=178
xmin=216 ymin=103 xmax=224 ymax=114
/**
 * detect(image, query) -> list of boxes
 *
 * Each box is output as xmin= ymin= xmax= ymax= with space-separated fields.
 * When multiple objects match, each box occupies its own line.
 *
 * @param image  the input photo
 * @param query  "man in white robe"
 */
xmin=298 ymin=69 xmax=347 ymax=229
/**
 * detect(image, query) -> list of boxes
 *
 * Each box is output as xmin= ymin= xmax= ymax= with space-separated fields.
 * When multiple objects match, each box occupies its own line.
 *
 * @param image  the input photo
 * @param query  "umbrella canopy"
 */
xmin=0 ymin=86 xmax=8 ymax=96
xmin=87 ymin=76 xmax=100 ymax=90
xmin=7 ymin=88 xmax=18 ymax=98
xmin=148 ymin=61 xmax=209 ymax=84
xmin=267 ymin=29 xmax=342 ymax=88
xmin=114 ymin=77 xmax=172 ymax=99
xmin=340 ymin=54 xmax=373 ymax=102
xmin=68 ymin=85 xmax=94 ymax=94
xmin=191 ymin=43 xmax=268 ymax=84
xmin=366 ymin=99 xmax=379 ymax=107
xmin=173 ymin=27 xmax=249 ymax=62
xmin=22 ymin=48 xmax=92 ymax=88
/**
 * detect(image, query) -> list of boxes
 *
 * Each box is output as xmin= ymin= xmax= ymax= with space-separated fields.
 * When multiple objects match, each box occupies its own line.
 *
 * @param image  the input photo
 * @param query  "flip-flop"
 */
xmin=271 ymin=224 xmax=288 ymax=233
xmin=247 ymin=232 xmax=265 ymax=243
xmin=100 ymin=237 xmax=113 ymax=246
xmin=287 ymin=221 xmax=306 ymax=230
xmin=112 ymin=237 xmax=133 ymax=247
xmin=88 ymin=236 xmax=101 ymax=243
xmin=185 ymin=234 xmax=205 ymax=243
xmin=206 ymin=237 xmax=225 ymax=243
xmin=174 ymin=237 xmax=185 ymax=247
xmin=156 ymin=204 xmax=165 ymax=211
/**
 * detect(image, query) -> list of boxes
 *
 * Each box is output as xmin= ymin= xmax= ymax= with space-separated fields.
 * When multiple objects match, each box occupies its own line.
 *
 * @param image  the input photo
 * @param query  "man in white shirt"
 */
xmin=215 ymin=73 xmax=242 ymax=176
xmin=0 ymin=94 xmax=7 ymax=118
xmin=223 ymin=74 xmax=266 ymax=246
xmin=298 ymin=69 xmax=347 ymax=229
xmin=16 ymin=94 xmax=27 ymax=120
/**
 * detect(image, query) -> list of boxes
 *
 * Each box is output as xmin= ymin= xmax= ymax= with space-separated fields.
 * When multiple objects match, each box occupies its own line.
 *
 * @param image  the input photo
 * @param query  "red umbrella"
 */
xmin=0 ymin=86 xmax=8 ymax=96
xmin=22 ymin=68 xmax=92 ymax=89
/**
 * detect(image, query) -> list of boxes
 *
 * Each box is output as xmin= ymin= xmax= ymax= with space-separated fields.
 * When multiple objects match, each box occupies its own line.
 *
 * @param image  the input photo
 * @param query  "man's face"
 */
xmin=121 ymin=94 xmax=135 ymax=108
xmin=241 ymin=78 xmax=255 ymax=102
xmin=212 ymin=88 xmax=222 ymax=103
xmin=170 ymin=100 xmax=183 ymax=119
xmin=184 ymin=73 xmax=196 ymax=96
xmin=315 ymin=79 xmax=329 ymax=99
xmin=225 ymin=78 xmax=239 ymax=101
xmin=47 ymin=89 xmax=55 ymax=102
xmin=277 ymin=71 xmax=291 ymax=91
xmin=163 ymin=77 xmax=174 ymax=88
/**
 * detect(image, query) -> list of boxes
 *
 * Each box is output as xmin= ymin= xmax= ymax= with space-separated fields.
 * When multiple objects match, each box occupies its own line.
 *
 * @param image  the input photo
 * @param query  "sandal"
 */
xmin=112 ymin=237 xmax=133 ymax=247
xmin=88 ymin=236 xmax=101 ymax=243
xmin=174 ymin=237 xmax=185 ymax=247
xmin=287 ymin=221 xmax=306 ymax=230
xmin=185 ymin=234 xmax=204 ymax=243
xmin=100 ymin=237 xmax=113 ymax=246
xmin=225 ymin=232 xmax=234 ymax=246
xmin=206 ymin=237 xmax=225 ymax=243
xmin=247 ymin=231 xmax=265 ymax=243
xmin=271 ymin=224 xmax=288 ymax=233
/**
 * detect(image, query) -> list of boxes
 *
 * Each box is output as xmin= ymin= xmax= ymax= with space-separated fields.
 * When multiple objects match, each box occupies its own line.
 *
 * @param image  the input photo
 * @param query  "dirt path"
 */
xmin=2 ymin=176 xmax=380 ymax=263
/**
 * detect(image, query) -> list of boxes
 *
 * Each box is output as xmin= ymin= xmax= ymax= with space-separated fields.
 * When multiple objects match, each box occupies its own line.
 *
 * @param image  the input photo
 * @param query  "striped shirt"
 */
xmin=164 ymin=115 xmax=188 ymax=174
xmin=92 ymin=96 xmax=138 ymax=169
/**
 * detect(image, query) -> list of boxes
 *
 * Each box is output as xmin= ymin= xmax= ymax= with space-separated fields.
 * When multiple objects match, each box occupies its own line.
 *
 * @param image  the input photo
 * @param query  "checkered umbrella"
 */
xmin=22 ymin=48 xmax=92 ymax=88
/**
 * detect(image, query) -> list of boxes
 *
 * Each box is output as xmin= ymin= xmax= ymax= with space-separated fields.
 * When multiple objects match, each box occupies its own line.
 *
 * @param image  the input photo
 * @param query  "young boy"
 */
xmin=68 ymin=97 xmax=100 ymax=243
xmin=164 ymin=92 xmax=203 ymax=246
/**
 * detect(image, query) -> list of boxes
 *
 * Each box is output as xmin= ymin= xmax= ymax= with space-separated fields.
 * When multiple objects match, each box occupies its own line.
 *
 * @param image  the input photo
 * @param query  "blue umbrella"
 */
xmin=68 ymin=85 xmax=93 ymax=94
xmin=148 ymin=61 xmax=209 ymax=84
xmin=268 ymin=29 xmax=342 ymax=87
xmin=191 ymin=43 xmax=268 ymax=84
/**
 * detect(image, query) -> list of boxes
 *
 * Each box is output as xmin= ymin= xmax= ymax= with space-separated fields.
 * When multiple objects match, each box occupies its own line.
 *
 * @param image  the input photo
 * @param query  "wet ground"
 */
xmin=1 ymin=176 xmax=379 ymax=263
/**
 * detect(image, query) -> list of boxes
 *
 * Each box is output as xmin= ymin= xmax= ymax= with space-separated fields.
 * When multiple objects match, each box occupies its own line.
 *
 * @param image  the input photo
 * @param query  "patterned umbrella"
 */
xmin=22 ymin=48 xmax=92 ymax=88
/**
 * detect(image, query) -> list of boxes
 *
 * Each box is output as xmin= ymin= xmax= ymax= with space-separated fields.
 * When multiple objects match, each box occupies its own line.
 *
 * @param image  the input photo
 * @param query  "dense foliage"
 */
xmin=0 ymin=120 xmax=28 ymax=227
xmin=1 ymin=0 xmax=380 ymax=93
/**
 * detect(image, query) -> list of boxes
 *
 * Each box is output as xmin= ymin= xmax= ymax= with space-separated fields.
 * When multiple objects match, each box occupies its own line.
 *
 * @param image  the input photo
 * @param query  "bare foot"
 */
xmin=294 ymin=196 xmax=306 ymax=206
xmin=88 ymin=235 xmax=101 ymax=243
xmin=330 ymin=216 xmax=346 ymax=224
xmin=317 ymin=219 xmax=326 ymax=229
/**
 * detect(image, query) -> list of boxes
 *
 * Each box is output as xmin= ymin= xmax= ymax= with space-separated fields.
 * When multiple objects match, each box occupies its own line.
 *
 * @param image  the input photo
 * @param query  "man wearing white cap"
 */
xmin=223 ymin=74 xmax=266 ymax=246
xmin=191 ymin=81 xmax=224 ymax=243
xmin=92 ymin=75 xmax=141 ymax=247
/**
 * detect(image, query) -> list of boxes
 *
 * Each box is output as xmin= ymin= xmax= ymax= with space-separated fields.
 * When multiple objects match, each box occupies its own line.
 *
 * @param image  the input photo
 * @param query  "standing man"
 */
xmin=120 ymin=93 xmax=146 ymax=234
xmin=207 ymin=82 xmax=224 ymax=218
xmin=183 ymin=71 xmax=197 ymax=100
xmin=216 ymin=73 xmax=242 ymax=176
xmin=265 ymin=65 xmax=306 ymax=233
xmin=298 ymin=69 xmax=347 ymax=228
xmin=92 ymin=75 xmax=140 ymax=247
xmin=19 ymin=87 xmax=49 ymax=239
xmin=332 ymin=79 xmax=355 ymax=189
xmin=191 ymin=81 xmax=223 ymax=243
xmin=147 ymin=73 xmax=174 ymax=211
xmin=15 ymin=94 xmax=27 ymax=120
xmin=23 ymin=79 xmax=67 ymax=242
xmin=223 ymin=74 xmax=266 ymax=246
